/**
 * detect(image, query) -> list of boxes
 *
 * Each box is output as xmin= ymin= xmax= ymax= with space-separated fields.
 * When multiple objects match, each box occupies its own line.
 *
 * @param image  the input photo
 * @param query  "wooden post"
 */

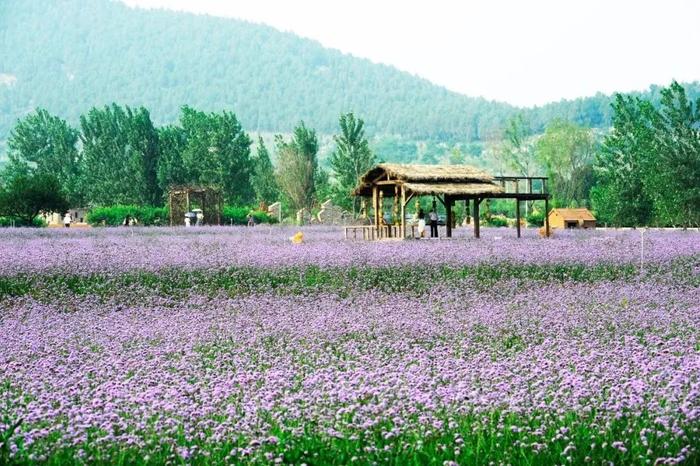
xmin=515 ymin=198 xmax=521 ymax=238
xmin=544 ymin=197 xmax=550 ymax=237
xmin=446 ymin=195 xmax=453 ymax=238
xmin=372 ymin=185 xmax=379 ymax=236
xmin=473 ymin=197 xmax=480 ymax=239
xmin=400 ymin=185 xmax=406 ymax=239
xmin=465 ymin=199 xmax=470 ymax=224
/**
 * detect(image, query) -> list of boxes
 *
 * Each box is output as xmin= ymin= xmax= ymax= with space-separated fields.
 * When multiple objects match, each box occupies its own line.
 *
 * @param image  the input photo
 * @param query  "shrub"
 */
xmin=0 ymin=216 xmax=46 ymax=227
xmin=487 ymin=215 xmax=508 ymax=227
xmin=87 ymin=206 xmax=168 ymax=226
xmin=527 ymin=210 xmax=545 ymax=227
xmin=222 ymin=206 xmax=276 ymax=225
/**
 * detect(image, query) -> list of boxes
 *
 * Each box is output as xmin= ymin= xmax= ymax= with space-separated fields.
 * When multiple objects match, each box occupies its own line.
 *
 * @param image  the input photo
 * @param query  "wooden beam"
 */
xmin=403 ymin=192 xmax=415 ymax=207
xmin=473 ymin=197 xmax=480 ymax=239
xmin=515 ymin=198 xmax=521 ymax=238
xmin=446 ymin=195 xmax=453 ymax=238
xmin=376 ymin=180 xmax=402 ymax=186
xmin=436 ymin=195 xmax=446 ymax=208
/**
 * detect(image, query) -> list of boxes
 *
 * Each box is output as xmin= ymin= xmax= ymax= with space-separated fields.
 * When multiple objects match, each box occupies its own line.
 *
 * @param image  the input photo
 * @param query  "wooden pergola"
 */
xmin=350 ymin=164 xmax=550 ymax=239
xmin=168 ymin=186 xmax=222 ymax=226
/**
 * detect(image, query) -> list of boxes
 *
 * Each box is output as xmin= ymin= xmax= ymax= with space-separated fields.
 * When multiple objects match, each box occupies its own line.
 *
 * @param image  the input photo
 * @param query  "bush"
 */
xmin=222 ymin=206 xmax=276 ymax=225
xmin=0 ymin=216 xmax=46 ymax=227
xmin=87 ymin=206 xmax=168 ymax=226
xmin=487 ymin=215 xmax=508 ymax=227
xmin=527 ymin=210 xmax=545 ymax=227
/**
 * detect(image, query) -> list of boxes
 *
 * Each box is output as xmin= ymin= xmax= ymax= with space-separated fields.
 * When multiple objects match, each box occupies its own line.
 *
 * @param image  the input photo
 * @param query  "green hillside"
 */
xmin=1 ymin=0 xmax=699 ymax=152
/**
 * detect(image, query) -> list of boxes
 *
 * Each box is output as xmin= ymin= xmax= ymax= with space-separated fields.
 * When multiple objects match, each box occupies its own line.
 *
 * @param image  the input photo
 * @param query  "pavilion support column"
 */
xmin=515 ymin=198 xmax=521 ymax=238
xmin=545 ymin=197 xmax=550 ymax=237
xmin=446 ymin=195 xmax=453 ymax=238
xmin=465 ymin=199 xmax=470 ymax=224
xmin=372 ymin=186 xmax=379 ymax=236
xmin=400 ymin=185 xmax=406 ymax=239
xmin=473 ymin=197 xmax=480 ymax=239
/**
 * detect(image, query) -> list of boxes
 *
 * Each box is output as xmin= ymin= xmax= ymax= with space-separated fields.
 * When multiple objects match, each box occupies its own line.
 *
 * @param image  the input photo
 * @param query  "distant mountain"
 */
xmin=1 ymin=0 xmax=699 ymax=151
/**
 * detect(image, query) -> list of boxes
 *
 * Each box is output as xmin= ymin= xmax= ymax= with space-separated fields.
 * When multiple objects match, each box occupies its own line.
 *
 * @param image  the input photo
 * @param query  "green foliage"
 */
xmin=86 ymin=205 xmax=168 ymax=226
xmin=486 ymin=215 xmax=508 ymax=227
xmin=251 ymin=137 xmax=279 ymax=204
xmin=80 ymin=104 xmax=161 ymax=206
xmin=535 ymin=119 xmax=596 ymax=207
xmin=0 ymin=216 xmax=46 ymax=227
xmin=591 ymin=94 xmax=655 ymax=226
xmin=177 ymin=106 xmax=254 ymax=204
xmin=0 ymin=172 xmax=68 ymax=226
xmin=494 ymin=113 xmax=540 ymax=177
xmin=7 ymin=108 xmax=84 ymax=205
xmin=526 ymin=210 xmax=545 ymax=227
xmin=329 ymin=113 xmax=375 ymax=214
xmin=593 ymin=81 xmax=700 ymax=226
xmin=221 ymin=206 xmax=276 ymax=225
xmin=275 ymin=122 xmax=319 ymax=210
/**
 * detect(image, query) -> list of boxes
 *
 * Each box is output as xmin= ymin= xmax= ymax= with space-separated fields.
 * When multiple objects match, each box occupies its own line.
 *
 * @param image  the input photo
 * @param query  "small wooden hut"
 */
xmin=168 ymin=186 xmax=222 ymax=226
xmin=548 ymin=208 xmax=596 ymax=229
xmin=349 ymin=163 xmax=550 ymax=239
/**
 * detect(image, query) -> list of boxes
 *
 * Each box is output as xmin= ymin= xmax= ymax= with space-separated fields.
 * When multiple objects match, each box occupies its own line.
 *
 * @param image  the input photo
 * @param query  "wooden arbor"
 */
xmin=352 ymin=164 xmax=550 ymax=239
xmin=168 ymin=186 xmax=222 ymax=226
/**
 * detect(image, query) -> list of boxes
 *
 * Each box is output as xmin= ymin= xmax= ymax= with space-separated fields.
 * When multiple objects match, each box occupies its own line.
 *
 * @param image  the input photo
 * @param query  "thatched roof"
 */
xmin=549 ymin=208 xmax=596 ymax=221
xmin=360 ymin=163 xmax=494 ymax=184
xmin=353 ymin=163 xmax=501 ymax=197
xmin=403 ymin=182 xmax=504 ymax=196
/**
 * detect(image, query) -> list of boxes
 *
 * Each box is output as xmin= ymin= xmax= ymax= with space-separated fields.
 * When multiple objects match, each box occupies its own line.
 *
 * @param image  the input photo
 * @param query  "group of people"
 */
xmin=415 ymin=207 xmax=440 ymax=238
xmin=184 ymin=210 xmax=204 ymax=227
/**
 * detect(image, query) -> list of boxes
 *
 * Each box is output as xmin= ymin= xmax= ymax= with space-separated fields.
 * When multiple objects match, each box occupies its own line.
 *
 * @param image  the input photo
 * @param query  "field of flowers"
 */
xmin=1 ymin=226 xmax=699 ymax=465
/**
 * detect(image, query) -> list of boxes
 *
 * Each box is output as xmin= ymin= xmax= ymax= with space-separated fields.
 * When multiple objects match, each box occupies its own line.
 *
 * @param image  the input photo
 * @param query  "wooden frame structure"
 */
xmin=352 ymin=164 xmax=550 ymax=239
xmin=168 ymin=186 xmax=222 ymax=226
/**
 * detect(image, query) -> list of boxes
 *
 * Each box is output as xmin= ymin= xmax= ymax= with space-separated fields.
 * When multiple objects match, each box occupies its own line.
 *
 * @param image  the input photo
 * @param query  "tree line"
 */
xmin=1 ymin=80 xmax=698 ymax=227
xmin=493 ymin=81 xmax=699 ymax=226
xmin=0 ymin=104 xmax=376 ymax=223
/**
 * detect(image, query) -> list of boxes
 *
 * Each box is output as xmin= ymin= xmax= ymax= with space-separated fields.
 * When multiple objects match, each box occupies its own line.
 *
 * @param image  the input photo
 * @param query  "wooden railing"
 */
xmin=344 ymin=224 xmax=418 ymax=240
xmin=493 ymin=176 xmax=548 ymax=196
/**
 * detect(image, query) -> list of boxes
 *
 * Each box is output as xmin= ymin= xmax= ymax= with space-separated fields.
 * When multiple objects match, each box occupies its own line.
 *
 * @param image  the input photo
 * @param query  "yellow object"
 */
xmin=290 ymin=231 xmax=304 ymax=244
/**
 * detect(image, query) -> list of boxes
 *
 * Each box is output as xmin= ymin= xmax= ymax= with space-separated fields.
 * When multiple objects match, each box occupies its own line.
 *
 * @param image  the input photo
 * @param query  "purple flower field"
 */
xmin=1 ymin=226 xmax=699 ymax=465
xmin=0 ymin=226 xmax=697 ymax=275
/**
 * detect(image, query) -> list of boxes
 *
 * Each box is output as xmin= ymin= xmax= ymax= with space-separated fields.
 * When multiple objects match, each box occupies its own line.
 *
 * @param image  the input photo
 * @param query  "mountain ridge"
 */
xmin=1 ymin=0 xmax=699 ymax=153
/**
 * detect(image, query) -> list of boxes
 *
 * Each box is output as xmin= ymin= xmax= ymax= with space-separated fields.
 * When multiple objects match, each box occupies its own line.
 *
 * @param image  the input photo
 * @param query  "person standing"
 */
xmin=63 ymin=211 xmax=72 ymax=228
xmin=429 ymin=208 xmax=438 ymax=238
xmin=417 ymin=208 xmax=426 ymax=238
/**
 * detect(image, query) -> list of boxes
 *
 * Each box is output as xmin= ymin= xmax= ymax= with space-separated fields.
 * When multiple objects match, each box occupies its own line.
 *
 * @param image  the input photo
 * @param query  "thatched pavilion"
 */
xmin=349 ymin=163 xmax=550 ymax=239
xmin=168 ymin=186 xmax=222 ymax=226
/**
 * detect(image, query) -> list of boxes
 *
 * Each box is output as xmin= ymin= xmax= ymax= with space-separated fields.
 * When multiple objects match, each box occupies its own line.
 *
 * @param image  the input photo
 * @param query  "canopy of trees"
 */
xmin=592 ymin=82 xmax=700 ymax=227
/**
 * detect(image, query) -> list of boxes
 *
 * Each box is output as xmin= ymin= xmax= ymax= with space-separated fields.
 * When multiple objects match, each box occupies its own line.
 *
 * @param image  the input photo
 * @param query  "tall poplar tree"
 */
xmin=329 ymin=112 xmax=375 ymax=215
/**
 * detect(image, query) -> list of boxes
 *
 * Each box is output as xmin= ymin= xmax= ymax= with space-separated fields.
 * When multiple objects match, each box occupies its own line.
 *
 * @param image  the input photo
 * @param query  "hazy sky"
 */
xmin=123 ymin=0 xmax=700 ymax=107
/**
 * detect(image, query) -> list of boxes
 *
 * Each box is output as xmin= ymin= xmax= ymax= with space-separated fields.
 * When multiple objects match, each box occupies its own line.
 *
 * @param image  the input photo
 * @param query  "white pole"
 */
xmin=640 ymin=229 xmax=645 ymax=276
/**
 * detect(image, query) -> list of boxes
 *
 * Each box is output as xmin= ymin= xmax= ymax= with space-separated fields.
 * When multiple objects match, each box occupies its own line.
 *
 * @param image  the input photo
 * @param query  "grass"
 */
xmin=3 ymin=411 xmax=697 ymax=465
xmin=2 ymin=259 xmax=692 ymax=300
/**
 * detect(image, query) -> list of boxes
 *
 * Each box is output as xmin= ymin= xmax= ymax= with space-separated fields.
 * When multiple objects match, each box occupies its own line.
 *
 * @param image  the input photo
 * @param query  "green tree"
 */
xmin=646 ymin=82 xmax=700 ymax=226
xmin=0 ymin=173 xmax=68 ymax=225
xmin=81 ymin=104 xmax=161 ymax=206
xmin=7 ymin=109 xmax=83 ymax=205
xmin=536 ymin=119 xmax=596 ymax=207
xmin=329 ymin=113 xmax=375 ymax=214
xmin=178 ymin=106 xmax=254 ymax=204
xmin=156 ymin=125 xmax=188 ymax=194
xmin=591 ymin=95 xmax=654 ymax=226
xmin=251 ymin=137 xmax=279 ymax=204
xmin=275 ymin=122 xmax=319 ymax=211
xmin=495 ymin=113 xmax=540 ymax=178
